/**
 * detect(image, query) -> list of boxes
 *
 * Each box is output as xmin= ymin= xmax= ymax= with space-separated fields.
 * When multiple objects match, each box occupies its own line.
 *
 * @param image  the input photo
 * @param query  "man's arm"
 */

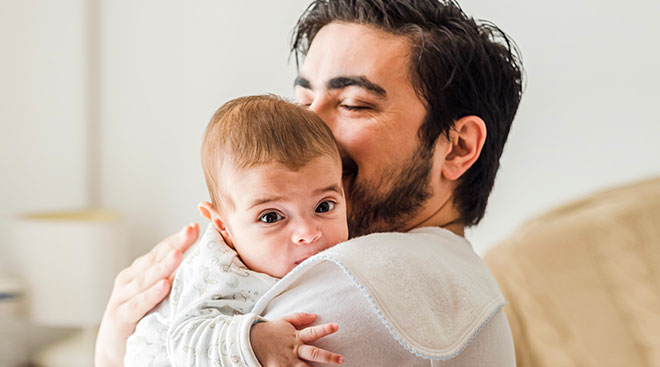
xmin=96 ymin=223 xmax=200 ymax=367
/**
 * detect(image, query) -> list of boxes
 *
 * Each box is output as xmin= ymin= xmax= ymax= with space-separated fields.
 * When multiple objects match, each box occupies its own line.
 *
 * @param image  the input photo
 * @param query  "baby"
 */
xmin=125 ymin=95 xmax=348 ymax=366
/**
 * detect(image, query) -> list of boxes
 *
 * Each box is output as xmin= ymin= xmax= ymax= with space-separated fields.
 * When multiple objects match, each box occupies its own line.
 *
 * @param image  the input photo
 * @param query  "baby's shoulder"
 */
xmin=182 ymin=229 xmax=245 ymax=271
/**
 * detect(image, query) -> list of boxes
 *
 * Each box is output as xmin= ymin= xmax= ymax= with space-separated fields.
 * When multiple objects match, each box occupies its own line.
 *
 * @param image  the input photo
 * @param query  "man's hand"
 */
xmin=250 ymin=313 xmax=344 ymax=367
xmin=95 ymin=223 xmax=199 ymax=367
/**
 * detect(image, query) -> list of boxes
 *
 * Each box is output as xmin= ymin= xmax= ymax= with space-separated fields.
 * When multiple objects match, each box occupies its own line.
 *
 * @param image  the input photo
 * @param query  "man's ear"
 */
xmin=440 ymin=115 xmax=487 ymax=181
xmin=198 ymin=201 xmax=234 ymax=247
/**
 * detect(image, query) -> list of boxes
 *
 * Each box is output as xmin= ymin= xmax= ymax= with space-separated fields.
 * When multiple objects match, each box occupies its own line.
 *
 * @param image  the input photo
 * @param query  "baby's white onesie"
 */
xmin=124 ymin=224 xmax=277 ymax=367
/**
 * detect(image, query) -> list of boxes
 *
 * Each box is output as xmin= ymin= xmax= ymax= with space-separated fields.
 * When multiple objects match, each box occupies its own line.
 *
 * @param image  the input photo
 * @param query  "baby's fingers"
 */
xmin=281 ymin=312 xmax=317 ymax=329
xmin=297 ymin=345 xmax=344 ymax=365
xmin=298 ymin=322 xmax=339 ymax=343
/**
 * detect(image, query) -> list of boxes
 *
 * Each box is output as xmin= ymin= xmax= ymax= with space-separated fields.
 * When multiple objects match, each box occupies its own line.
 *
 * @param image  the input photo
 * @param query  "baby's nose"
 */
xmin=292 ymin=224 xmax=321 ymax=245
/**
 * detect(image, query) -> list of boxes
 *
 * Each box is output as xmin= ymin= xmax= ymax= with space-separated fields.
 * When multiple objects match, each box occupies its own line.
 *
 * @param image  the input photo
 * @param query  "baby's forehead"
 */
xmin=230 ymin=151 xmax=341 ymax=174
xmin=219 ymin=154 xmax=342 ymax=199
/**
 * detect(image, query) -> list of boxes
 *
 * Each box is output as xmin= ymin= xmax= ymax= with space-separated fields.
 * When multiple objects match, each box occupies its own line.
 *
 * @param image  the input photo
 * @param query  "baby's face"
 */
xmin=220 ymin=155 xmax=348 ymax=278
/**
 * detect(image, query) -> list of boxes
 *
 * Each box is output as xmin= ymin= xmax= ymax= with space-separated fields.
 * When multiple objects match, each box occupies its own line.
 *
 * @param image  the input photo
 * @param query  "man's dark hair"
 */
xmin=292 ymin=0 xmax=524 ymax=226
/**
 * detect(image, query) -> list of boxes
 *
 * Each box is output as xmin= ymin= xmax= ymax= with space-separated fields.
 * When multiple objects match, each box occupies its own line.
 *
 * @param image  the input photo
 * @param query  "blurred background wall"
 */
xmin=1 ymin=0 xmax=659 ymax=360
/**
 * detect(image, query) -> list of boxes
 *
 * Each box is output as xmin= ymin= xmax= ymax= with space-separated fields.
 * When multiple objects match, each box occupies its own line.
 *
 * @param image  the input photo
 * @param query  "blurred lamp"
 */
xmin=0 ymin=277 xmax=26 ymax=366
xmin=13 ymin=210 xmax=129 ymax=367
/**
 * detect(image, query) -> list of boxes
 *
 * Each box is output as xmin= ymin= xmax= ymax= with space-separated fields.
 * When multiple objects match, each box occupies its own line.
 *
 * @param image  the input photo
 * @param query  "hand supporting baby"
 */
xmin=251 ymin=313 xmax=344 ymax=366
xmin=96 ymin=223 xmax=200 ymax=367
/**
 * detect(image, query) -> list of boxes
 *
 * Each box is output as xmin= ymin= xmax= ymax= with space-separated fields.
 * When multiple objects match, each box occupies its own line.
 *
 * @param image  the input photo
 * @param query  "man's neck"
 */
xmin=404 ymin=194 xmax=465 ymax=237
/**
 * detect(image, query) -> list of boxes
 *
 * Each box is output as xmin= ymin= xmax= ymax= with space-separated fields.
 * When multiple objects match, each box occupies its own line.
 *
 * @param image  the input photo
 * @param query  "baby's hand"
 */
xmin=250 ymin=312 xmax=344 ymax=366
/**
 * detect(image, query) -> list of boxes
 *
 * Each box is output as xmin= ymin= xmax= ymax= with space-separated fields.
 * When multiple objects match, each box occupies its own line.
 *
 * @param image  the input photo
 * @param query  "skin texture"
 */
xmin=95 ymin=22 xmax=487 ymax=367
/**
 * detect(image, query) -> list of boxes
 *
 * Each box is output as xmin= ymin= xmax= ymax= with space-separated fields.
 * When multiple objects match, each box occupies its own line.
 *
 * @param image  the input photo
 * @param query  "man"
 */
xmin=96 ymin=1 xmax=523 ymax=365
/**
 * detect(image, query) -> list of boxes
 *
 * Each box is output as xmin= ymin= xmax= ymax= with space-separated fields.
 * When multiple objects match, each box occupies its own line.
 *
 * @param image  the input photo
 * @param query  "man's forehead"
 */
xmin=298 ymin=22 xmax=412 ymax=92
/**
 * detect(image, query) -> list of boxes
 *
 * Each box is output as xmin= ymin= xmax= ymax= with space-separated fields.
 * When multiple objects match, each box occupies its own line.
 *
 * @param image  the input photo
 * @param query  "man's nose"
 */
xmin=292 ymin=222 xmax=321 ymax=245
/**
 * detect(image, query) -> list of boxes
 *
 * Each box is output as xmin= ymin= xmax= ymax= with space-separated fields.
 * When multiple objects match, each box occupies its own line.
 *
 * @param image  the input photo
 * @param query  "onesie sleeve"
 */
xmin=167 ymin=230 xmax=276 ymax=367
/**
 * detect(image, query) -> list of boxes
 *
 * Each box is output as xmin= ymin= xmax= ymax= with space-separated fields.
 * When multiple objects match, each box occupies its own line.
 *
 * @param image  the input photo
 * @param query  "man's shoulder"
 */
xmin=335 ymin=226 xmax=470 ymax=252
xmin=254 ymin=227 xmax=509 ymax=361
xmin=325 ymin=227 xmax=478 ymax=273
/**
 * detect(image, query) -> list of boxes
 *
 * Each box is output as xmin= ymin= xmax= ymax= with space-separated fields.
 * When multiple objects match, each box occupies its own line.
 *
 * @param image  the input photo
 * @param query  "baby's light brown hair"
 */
xmin=201 ymin=94 xmax=340 ymax=210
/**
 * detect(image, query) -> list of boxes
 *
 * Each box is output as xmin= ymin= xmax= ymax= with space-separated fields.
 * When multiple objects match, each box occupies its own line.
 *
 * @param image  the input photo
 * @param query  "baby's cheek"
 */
xmin=334 ymin=221 xmax=349 ymax=243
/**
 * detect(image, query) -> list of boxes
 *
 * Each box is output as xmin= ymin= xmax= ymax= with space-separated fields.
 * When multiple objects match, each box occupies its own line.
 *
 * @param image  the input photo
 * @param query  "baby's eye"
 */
xmin=259 ymin=212 xmax=284 ymax=224
xmin=315 ymin=201 xmax=336 ymax=213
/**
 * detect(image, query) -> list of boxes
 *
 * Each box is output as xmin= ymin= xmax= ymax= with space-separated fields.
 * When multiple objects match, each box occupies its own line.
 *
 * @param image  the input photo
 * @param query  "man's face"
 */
xmin=294 ymin=22 xmax=432 ymax=237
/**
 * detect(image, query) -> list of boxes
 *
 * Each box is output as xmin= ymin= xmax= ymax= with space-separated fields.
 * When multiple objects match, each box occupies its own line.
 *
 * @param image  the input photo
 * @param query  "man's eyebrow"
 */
xmin=327 ymin=76 xmax=387 ymax=97
xmin=248 ymin=196 xmax=284 ymax=210
xmin=294 ymin=75 xmax=387 ymax=98
xmin=294 ymin=76 xmax=311 ymax=89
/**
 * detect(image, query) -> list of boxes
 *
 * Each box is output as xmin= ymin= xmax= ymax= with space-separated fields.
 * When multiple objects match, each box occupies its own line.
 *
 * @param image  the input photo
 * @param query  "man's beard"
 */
xmin=345 ymin=142 xmax=434 ymax=238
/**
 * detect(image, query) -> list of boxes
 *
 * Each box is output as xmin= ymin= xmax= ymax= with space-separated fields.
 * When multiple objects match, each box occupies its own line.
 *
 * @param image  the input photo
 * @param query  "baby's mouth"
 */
xmin=294 ymin=250 xmax=322 ymax=265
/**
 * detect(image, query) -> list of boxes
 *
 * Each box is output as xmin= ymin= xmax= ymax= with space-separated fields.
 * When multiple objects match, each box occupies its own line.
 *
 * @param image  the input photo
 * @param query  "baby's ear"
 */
xmin=197 ymin=202 xmax=234 ymax=247
xmin=198 ymin=201 xmax=217 ymax=222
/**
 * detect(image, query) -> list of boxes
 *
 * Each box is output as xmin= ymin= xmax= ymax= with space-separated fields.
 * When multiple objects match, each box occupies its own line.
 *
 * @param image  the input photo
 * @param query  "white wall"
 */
xmin=99 ymin=1 xmax=311 ymax=259
xmin=0 ymin=0 xmax=89 ymax=273
xmin=0 ymin=0 xmax=91 ymax=361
